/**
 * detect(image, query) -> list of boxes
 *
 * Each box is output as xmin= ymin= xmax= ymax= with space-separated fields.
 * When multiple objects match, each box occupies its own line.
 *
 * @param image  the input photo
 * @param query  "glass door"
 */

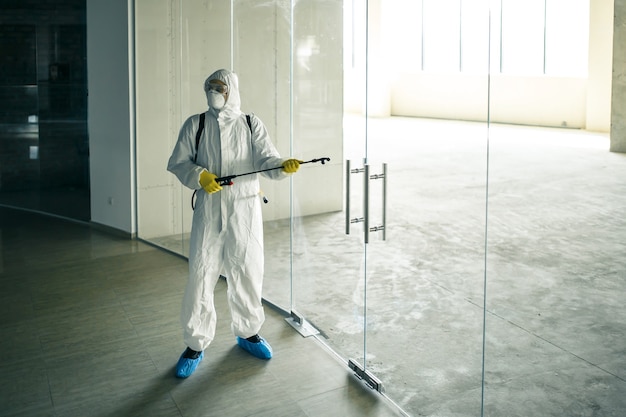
xmin=483 ymin=1 xmax=626 ymax=415
xmin=276 ymin=0 xmax=368 ymax=383
xmin=134 ymin=1 xmax=491 ymax=415
xmin=264 ymin=0 xmax=361 ymax=345
xmin=134 ymin=1 xmax=622 ymax=416
xmin=288 ymin=1 xmax=492 ymax=415
xmin=361 ymin=1 xmax=491 ymax=415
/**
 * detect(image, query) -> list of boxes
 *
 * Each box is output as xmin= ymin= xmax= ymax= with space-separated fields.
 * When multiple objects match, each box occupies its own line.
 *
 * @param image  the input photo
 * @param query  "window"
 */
xmin=423 ymin=0 xmax=461 ymax=72
xmin=545 ymin=0 xmax=589 ymax=76
xmin=385 ymin=0 xmax=589 ymax=76
xmin=461 ymin=0 xmax=491 ymax=73
xmin=500 ymin=0 xmax=545 ymax=74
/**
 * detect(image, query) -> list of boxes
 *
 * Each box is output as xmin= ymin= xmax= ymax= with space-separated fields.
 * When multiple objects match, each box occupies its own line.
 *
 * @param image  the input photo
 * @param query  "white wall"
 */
xmin=349 ymin=70 xmax=593 ymax=130
xmin=87 ymin=0 xmax=135 ymax=234
xmin=390 ymin=73 xmax=587 ymax=128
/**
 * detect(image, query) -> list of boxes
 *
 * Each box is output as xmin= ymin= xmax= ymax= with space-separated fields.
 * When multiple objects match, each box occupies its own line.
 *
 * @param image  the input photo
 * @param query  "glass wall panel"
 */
xmin=136 ymin=0 xmax=232 ymax=257
xmin=364 ymin=117 xmax=490 ymax=415
xmin=135 ymin=0 xmax=346 ymax=308
xmin=484 ymin=125 xmax=626 ymax=416
xmin=362 ymin=2 xmax=490 ymax=415
xmin=232 ymin=0 xmax=295 ymax=311
xmin=134 ymin=1 xmax=623 ymax=417
xmin=484 ymin=1 xmax=626 ymax=416
xmin=289 ymin=0 xmax=365 ymax=370
xmin=136 ymin=1 xmax=488 ymax=415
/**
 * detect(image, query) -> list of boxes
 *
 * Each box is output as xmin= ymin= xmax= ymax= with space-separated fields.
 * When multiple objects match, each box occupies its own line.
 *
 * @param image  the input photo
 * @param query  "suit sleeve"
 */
xmin=167 ymin=115 xmax=206 ymax=189
xmin=248 ymin=115 xmax=290 ymax=180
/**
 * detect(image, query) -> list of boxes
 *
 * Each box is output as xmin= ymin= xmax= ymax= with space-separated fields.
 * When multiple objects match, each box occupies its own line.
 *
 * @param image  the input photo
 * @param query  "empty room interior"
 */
xmin=1 ymin=1 xmax=625 ymax=416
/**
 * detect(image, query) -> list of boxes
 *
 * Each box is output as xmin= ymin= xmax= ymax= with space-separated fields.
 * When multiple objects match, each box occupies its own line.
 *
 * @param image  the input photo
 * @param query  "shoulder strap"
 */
xmin=193 ymin=113 xmax=206 ymax=163
xmin=194 ymin=113 xmax=251 ymax=163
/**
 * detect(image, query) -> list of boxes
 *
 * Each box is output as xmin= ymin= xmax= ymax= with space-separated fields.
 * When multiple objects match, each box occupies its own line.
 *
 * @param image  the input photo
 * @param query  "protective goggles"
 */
xmin=206 ymin=83 xmax=228 ymax=94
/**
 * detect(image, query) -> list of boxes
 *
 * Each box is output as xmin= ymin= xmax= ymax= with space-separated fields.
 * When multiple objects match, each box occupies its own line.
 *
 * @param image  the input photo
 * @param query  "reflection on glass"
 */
xmin=134 ymin=1 xmax=620 ymax=417
xmin=0 ymin=13 xmax=89 ymax=221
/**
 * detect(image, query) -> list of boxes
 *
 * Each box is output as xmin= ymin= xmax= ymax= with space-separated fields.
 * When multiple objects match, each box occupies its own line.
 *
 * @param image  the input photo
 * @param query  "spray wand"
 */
xmin=215 ymin=157 xmax=330 ymax=186
xmin=192 ymin=157 xmax=331 ymax=209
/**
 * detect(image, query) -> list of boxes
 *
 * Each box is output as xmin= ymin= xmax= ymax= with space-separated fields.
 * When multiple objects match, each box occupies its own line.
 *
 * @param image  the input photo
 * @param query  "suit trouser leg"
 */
xmin=181 ymin=233 xmax=225 ymax=352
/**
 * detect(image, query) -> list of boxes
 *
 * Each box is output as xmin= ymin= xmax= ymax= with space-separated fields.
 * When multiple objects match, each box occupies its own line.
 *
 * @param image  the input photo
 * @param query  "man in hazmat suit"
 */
xmin=167 ymin=69 xmax=301 ymax=378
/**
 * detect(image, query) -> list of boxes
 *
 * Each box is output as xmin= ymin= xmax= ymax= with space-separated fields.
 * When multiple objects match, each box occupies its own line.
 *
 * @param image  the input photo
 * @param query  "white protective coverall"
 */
xmin=167 ymin=69 xmax=288 ymax=352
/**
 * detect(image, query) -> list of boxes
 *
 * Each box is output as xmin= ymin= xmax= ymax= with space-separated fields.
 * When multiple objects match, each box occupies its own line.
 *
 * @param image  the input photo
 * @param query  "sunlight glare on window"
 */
xmin=387 ymin=0 xmax=422 ymax=71
xmin=460 ymin=0 xmax=491 ymax=74
xmin=545 ymin=0 xmax=589 ymax=76
xmin=373 ymin=0 xmax=590 ymax=77
xmin=500 ymin=0 xmax=545 ymax=75
xmin=423 ymin=0 xmax=461 ymax=73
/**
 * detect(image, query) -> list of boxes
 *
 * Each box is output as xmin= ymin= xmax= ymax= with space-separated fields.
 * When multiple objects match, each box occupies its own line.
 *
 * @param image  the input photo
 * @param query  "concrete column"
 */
xmin=587 ymin=0 xmax=614 ymax=132
xmin=611 ymin=0 xmax=626 ymax=152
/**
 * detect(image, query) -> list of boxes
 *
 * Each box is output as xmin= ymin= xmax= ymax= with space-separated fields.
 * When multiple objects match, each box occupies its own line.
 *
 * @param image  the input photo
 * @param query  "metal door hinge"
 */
xmin=285 ymin=310 xmax=320 ymax=337
xmin=348 ymin=359 xmax=384 ymax=392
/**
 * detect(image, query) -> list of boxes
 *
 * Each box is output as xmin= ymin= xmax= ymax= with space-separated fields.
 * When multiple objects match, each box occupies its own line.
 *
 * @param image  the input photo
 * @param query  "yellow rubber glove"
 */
xmin=282 ymin=159 xmax=302 ymax=173
xmin=199 ymin=170 xmax=222 ymax=194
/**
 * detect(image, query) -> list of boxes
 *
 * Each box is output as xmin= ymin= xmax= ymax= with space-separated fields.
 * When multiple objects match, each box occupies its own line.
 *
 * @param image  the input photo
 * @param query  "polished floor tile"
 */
xmin=0 ymin=206 xmax=401 ymax=417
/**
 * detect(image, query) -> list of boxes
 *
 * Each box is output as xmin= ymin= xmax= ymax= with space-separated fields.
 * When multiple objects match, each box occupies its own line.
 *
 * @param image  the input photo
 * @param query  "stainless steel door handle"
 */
xmin=346 ymin=160 xmax=364 ymax=235
xmin=365 ymin=163 xmax=387 ymax=243
xmin=364 ymin=164 xmax=370 ymax=243
xmin=346 ymin=160 xmax=352 ymax=235
xmin=346 ymin=160 xmax=386 ymax=242
xmin=369 ymin=163 xmax=387 ymax=241
xmin=382 ymin=163 xmax=387 ymax=240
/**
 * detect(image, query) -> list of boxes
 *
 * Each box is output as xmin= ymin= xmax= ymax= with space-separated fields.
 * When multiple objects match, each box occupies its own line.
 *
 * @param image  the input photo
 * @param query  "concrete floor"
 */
xmin=2 ymin=117 xmax=625 ymax=416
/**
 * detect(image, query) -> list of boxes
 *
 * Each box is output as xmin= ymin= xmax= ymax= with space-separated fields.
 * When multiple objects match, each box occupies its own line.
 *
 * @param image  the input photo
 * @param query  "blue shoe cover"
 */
xmin=175 ymin=349 xmax=204 ymax=378
xmin=237 ymin=336 xmax=273 ymax=359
